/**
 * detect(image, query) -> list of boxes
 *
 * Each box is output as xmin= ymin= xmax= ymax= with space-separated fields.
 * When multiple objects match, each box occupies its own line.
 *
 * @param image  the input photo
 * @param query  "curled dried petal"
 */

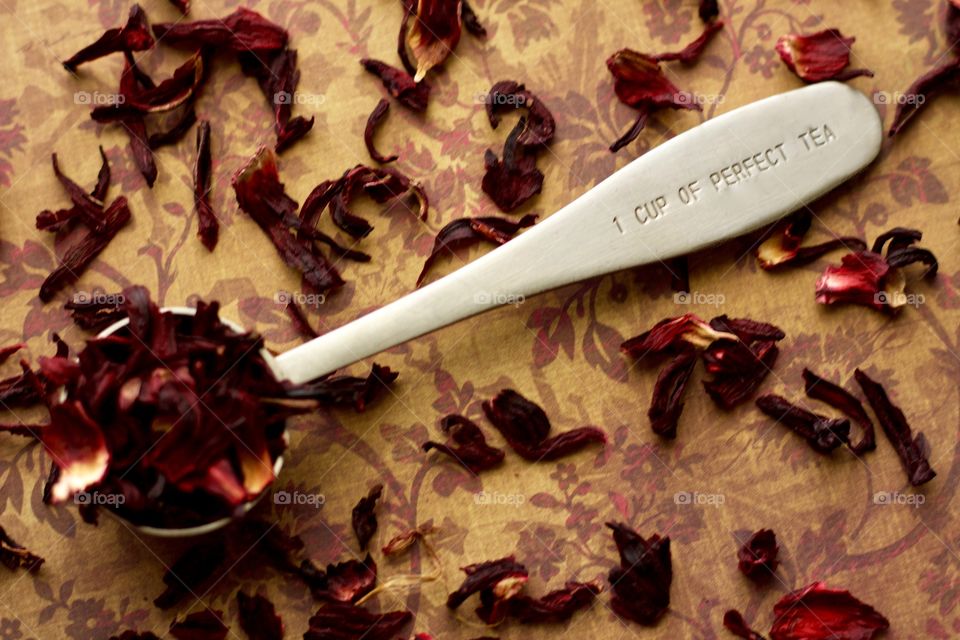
xmin=63 ymin=4 xmax=155 ymax=71
xmin=287 ymin=364 xmax=398 ymax=410
xmin=353 ymin=484 xmax=383 ymax=551
xmin=194 ymin=120 xmax=217 ymax=250
xmin=0 ymin=525 xmax=44 ymax=572
xmin=621 ymin=313 xmax=736 ymax=358
xmin=775 ymin=29 xmax=873 ymax=83
xmin=888 ymin=58 xmax=960 ymax=137
xmin=169 ymin=609 xmax=228 ymax=640
xmin=652 ymin=21 xmax=724 ymax=63
xmin=153 ymin=8 xmax=288 ymax=53
xmin=481 ymin=117 xmax=544 ymax=212
xmin=755 ymin=394 xmax=850 ymax=454
xmin=417 ymin=214 xmax=536 ymax=285
xmin=423 ymin=414 xmax=504 ymax=472
xmin=495 ymin=580 xmax=602 ymax=625
xmin=361 ymin=59 xmax=430 ymax=112
xmin=723 ymin=610 xmax=766 ymax=640
xmin=406 ymin=0 xmax=463 ymax=81
xmin=756 ymin=212 xmax=866 ymax=270
xmin=648 ymin=348 xmax=697 ymax=439
xmin=737 ymin=529 xmax=779 ymax=581
xmin=364 ymin=99 xmax=398 ymax=163
xmin=300 ymin=555 xmax=377 ymax=603
xmin=802 ymin=369 xmax=875 ymax=453
xmin=769 ymin=582 xmax=889 ymax=640
xmin=607 ymin=49 xmax=701 ymax=110
xmin=485 ymin=81 xmax=556 ymax=147
xmin=606 ymin=522 xmax=672 ymax=626
xmin=305 ymin=602 xmax=412 ymax=640
xmin=446 ymin=556 xmax=528 ymax=610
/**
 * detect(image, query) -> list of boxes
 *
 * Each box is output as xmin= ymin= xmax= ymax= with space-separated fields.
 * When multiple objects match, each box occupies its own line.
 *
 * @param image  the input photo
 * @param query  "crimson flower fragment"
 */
xmin=486 ymin=81 xmax=556 ymax=147
xmin=37 ymin=148 xmax=110 ymax=232
xmin=364 ymin=99 xmax=398 ymax=163
xmin=361 ymin=59 xmax=430 ymax=112
xmin=815 ymin=227 xmax=937 ymax=313
xmin=299 ymin=555 xmax=377 ymax=603
xmin=447 ymin=555 xmax=529 ymax=614
xmin=169 ymin=609 xmax=228 ymax=640
xmin=606 ymin=522 xmax=672 ymax=626
xmin=286 ymin=299 xmax=320 ymax=340
xmin=487 ymin=580 xmax=602 ymax=625
xmin=723 ymin=610 xmax=766 ymax=640
xmin=404 ymin=0 xmax=464 ymax=81
xmin=232 ymin=147 xmax=345 ymax=294
xmin=756 ymin=212 xmax=866 ymax=270
xmin=482 ymin=389 xmax=606 ymax=460
xmin=0 ymin=338 xmax=66 ymax=410
xmin=648 ymin=348 xmax=697 ymax=438
xmin=155 ymin=542 xmax=225 ymax=609
xmin=702 ymin=316 xmax=784 ymax=410
xmin=755 ymin=394 xmax=851 ymax=454
xmin=769 ymin=582 xmax=889 ymax=640
xmin=304 ymin=602 xmax=412 ymax=640
xmin=622 ymin=313 xmax=736 ymax=357
xmin=62 ymin=4 xmax=154 ymax=72
xmin=699 ymin=0 xmax=720 ymax=22
xmin=652 ymin=20 xmax=725 ymax=63
xmin=237 ymin=592 xmax=284 ymax=640
xmin=352 ymin=484 xmax=383 ymax=551
xmin=153 ymin=8 xmax=288 ymax=53
xmin=422 ymin=414 xmax=505 ymax=472
xmin=802 ymin=369 xmax=876 ymax=453
xmin=286 ymin=364 xmax=398 ymax=411
xmin=417 ymin=214 xmax=536 ymax=285
xmin=775 ymin=29 xmax=873 ymax=83
xmin=854 ymin=369 xmax=935 ymax=486
xmin=0 ymin=525 xmax=44 ymax=572
xmin=239 ymin=48 xmax=315 ymax=152
xmin=737 ymin=529 xmax=779 ymax=581
xmin=39 ymin=287 xmax=318 ymax=528
xmin=193 ymin=120 xmax=217 ymax=250
xmin=888 ymin=58 xmax=960 ymax=137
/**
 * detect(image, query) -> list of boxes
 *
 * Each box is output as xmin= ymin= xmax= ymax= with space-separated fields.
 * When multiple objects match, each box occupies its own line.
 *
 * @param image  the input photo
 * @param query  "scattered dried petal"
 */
xmin=769 ymin=582 xmax=889 ymax=640
xmin=194 ymin=120 xmax=217 ymax=250
xmin=169 ymin=609 xmax=228 ymax=640
xmin=461 ymin=0 xmax=486 ymax=37
xmin=485 ymin=81 xmax=556 ymax=147
xmin=755 ymin=394 xmax=850 ymax=454
xmin=305 ymin=602 xmax=412 ymax=639
xmin=481 ymin=117 xmax=543 ymax=212
xmin=888 ymin=59 xmax=960 ymax=137
xmin=360 ymin=59 xmax=430 ymax=112
xmin=854 ymin=369 xmax=935 ymax=486
xmin=239 ymin=48 xmax=314 ymax=152
xmin=737 ymin=529 xmax=779 ymax=581
xmin=406 ymin=0 xmax=463 ymax=81
xmin=300 ymin=555 xmax=377 ymax=603
xmin=606 ymin=522 xmax=672 ymax=626
xmin=153 ymin=8 xmax=288 ymax=53
xmin=494 ymin=580 xmax=602 ymax=625
xmin=702 ymin=316 xmax=784 ymax=410
xmin=756 ymin=212 xmax=866 ymax=270
xmin=417 ymin=214 xmax=536 ymax=285
xmin=622 ymin=313 xmax=736 ymax=358
xmin=63 ymin=4 xmax=155 ymax=72
xmin=364 ymin=99 xmax=398 ymax=163
xmin=775 ymin=29 xmax=873 ymax=83
xmin=723 ymin=610 xmax=766 ymax=640
xmin=0 ymin=525 xmax=44 ymax=572
xmin=237 ymin=592 xmax=283 ymax=640
xmin=352 ymin=484 xmax=383 ymax=551
xmin=802 ymin=369 xmax=876 ymax=454
xmin=652 ymin=21 xmax=725 ymax=63
xmin=287 ymin=364 xmax=398 ymax=411
xmin=446 ymin=556 xmax=529 ymax=610
xmin=648 ymin=348 xmax=697 ymax=439
xmin=423 ymin=414 xmax=505 ymax=473
xmin=482 ymin=389 xmax=606 ymax=461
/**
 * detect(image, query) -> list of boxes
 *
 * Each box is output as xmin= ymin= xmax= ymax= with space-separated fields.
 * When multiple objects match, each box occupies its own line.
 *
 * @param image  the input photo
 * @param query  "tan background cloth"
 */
xmin=0 ymin=0 xmax=958 ymax=638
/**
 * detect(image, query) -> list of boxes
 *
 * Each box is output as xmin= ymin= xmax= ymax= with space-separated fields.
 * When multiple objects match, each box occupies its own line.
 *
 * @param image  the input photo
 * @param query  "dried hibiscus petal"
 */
xmin=417 ymin=214 xmax=536 ymax=285
xmin=482 ymin=118 xmax=544 ymax=212
xmin=353 ymin=484 xmax=383 ymax=551
xmin=91 ymin=53 xmax=205 ymax=120
xmin=462 ymin=0 xmax=486 ymax=37
xmin=37 ymin=147 xmax=111 ymax=233
xmin=482 ymin=389 xmax=606 ymax=461
xmin=737 ymin=529 xmax=779 ymax=581
xmin=606 ymin=522 xmax=672 ymax=626
xmin=622 ymin=313 xmax=736 ymax=358
xmin=802 ymin=369 xmax=875 ymax=454
xmin=286 ymin=299 xmax=320 ymax=340
xmin=304 ymin=602 xmax=412 ymax=640
xmin=66 ymin=293 xmax=125 ymax=332
xmin=446 ymin=556 xmax=529 ymax=610
xmin=299 ymin=555 xmax=377 ymax=603
xmin=699 ymin=0 xmax=720 ymax=22
xmin=775 ymin=30 xmax=873 ymax=83
xmin=755 ymin=394 xmax=850 ymax=453
xmin=423 ymin=414 xmax=505 ymax=472
xmin=155 ymin=542 xmax=226 ymax=609
xmin=723 ymin=610 xmax=766 ymax=640
xmin=769 ymin=582 xmax=889 ymax=640
xmin=702 ymin=316 xmax=784 ymax=410
xmin=237 ymin=592 xmax=283 ymax=640
xmin=0 ymin=344 xmax=23 ymax=366
xmin=888 ymin=58 xmax=960 ymax=137
xmin=360 ymin=59 xmax=430 ymax=112
xmin=648 ymin=348 xmax=697 ymax=439
xmin=364 ymin=98 xmax=398 ymax=163
xmin=0 ymin=525 xmax=44 ymax=572
xmin=492 ymin=580 xmax=602 ymax=625
xmin=854 ymin=369 xmax=935 ymax=486
xmin=40 ymin=401 xmax=110 ymax=502
xmin=485 ymin=81 xmax=556 ymax=147
xmin=153 ymin=8 xmax=288 ymax=53
xmin=652 ymin=20 xmax=725 ymax=63
xmin=169 ymin=609 xmax=228 ymax=640
xmin=405 ymin=0 xmax=463 ymax=81
xmin=239 ymin=48 xmax=315 ymax=153
xmin=194 ymin=120 xmax=217 ymax=250
xmin=233 ymin=147 xmax=344 ymax=294
xmin=756 ymin=212 xmax=866 ymax=270
xmin=288 ymin=364 xmax=398 ymax=410
xmin=63 ymin=4 xmax=155 ymax=72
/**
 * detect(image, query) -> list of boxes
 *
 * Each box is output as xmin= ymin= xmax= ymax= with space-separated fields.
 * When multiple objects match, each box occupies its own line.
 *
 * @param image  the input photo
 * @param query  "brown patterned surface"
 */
xmin=1 ymin=0 xmax=959 ymax=638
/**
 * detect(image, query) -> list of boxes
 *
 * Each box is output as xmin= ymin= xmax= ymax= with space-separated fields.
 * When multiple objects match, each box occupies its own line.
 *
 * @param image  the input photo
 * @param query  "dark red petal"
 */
xmin=737 ymin=529 xmax=779 ymax=581
xmin=364 ymin=99 xmax=399 ymax=163
xmin=300 ymin=555 xmax=377 ymax=603
xmin=621 ymin=313 xmax=735 ymax=358
xmin=854 ymin=369 xmax=935 ymax=486
xmin=169 ymin=609 xmax=228 ymax=640
xmin=814 ymin=251 xmax=889 ymax=310
xmin=305 ymin=602 xmax=412 ymax=640
xmin=288 ymin=363 xmax=398 ymax=410
xmin=802 ymin=369 xmax=876 ymax=453
xmin=417 ymin=213 xmax=536 ymax=285
xmin=168 ymin=0 xmax=189 ymax=14
xmin=648 ymin=348 xmax=697 ymax=439
xmin=756 ymin=212 xmax=866 ymax=270
xmin=239 ymin=49 xmax=314 ymax=153
xmin=446 ymin=556 xmax=529 ymax=609
xmin=352 ymin=484 xmax=383 ymax=551
xmin=360 ymin=58 xmax=430 ymax=112
xmin=606 ymin=522 xmax=672 ymax=626
xmin=194 ymin=120 xmax=217 ymax=251
xmin=406 ymin=0 xmax=463 ymax=81
xmin=286 ymin=299 xmax=320 ymax=340
xmin=462 ymin=0 xmax=486 ymax=37
xmin=723 ymin=610 xmax=766 ymax=640
xmin=65 ymin=292 xmax=125 ymax=332
xmin=500 ymin=580 xmax=602 ymax=624
xmin=481 ymin=117 xmax=544 ymax=212
xmin=699 ymin=0 xmax=720 ymax=22
xmin=125 ymin=115 xmax=158 ymax=187
xmin=237 ymin=592 xmax=284 ymax=640
xmin=703 ymin=342 xmax=779 ymax=409
xmin=155 ymin=542 xmax=226 ymax=609
xmin=423 ymin=414 xmax=505 ymax=472
xmin=63 ymin=4 xmax=155 ymax=71
xmin=652 ymin=20 xmax=725 ymax=63
xmin=775 ymin=29 xmax=873 ymax=83
xmin=485 ymin=81 xmax=556 ymax=147
xmin=40 ymin=196 xmax=131 ymax=302
xmin=0 ymin=344 xmax=24 ymax=366
xmin=0 ymin=525 xmax=44 ymax=572
xmin=610 ymin=106 xmax=652 ymax=152
xmin=482 ymin=389 xmax=606 ymax=461
xmin=755 ymin=394 xmax=850 ymax=454
xmin=607 ymin=49 xmax=702 ymax=110
xmin=148 ymin=108 xmax=198 ymax=149
xmin=153 ymin=8 xmax=288 ymax=53
xmin=47 ymin=152 xmax=109 ymax=231
xmin=889 ymin=58 xmax=960 ymax=136
xmin=769 ymin=582 xmax=889 ymax=640
xmin=232 ymin=147 xmax=344 ymax=293
xmin=40 ymin=400 xmax=109 ymax=503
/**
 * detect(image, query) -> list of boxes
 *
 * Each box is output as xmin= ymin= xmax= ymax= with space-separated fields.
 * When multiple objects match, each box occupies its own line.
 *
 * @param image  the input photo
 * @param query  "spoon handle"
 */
xmin=274 ymin=81 xmax=881 ymax=384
